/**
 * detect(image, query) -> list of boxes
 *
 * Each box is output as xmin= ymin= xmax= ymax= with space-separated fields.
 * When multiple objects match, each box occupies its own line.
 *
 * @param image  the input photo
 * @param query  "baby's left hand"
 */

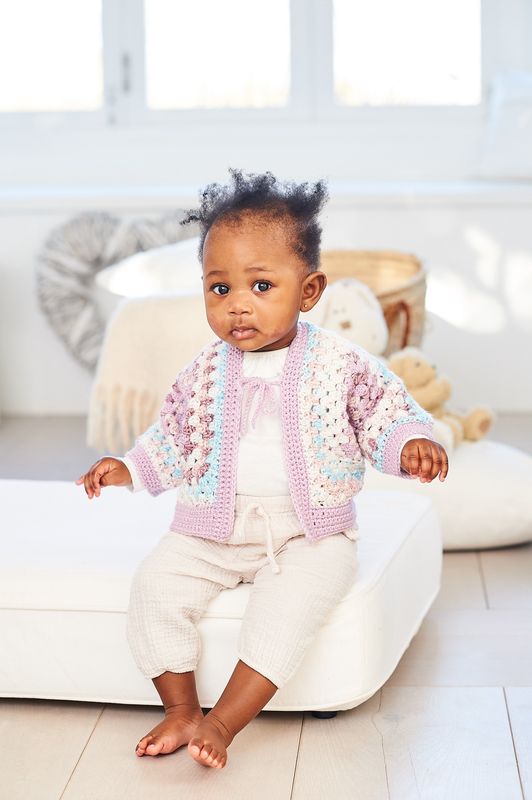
xmin=400 ymin=439 xmax=449 ymax=483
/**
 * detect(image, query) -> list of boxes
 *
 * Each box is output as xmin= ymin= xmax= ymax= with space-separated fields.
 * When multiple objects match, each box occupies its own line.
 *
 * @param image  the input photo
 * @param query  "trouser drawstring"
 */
xmin=235 ymin=501 xmax=281 ymax=574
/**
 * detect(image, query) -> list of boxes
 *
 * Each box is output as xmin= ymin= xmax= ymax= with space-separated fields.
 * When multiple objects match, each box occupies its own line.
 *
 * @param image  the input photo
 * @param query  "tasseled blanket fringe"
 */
xmin=87 ymin=384 xmax=159 ymax=453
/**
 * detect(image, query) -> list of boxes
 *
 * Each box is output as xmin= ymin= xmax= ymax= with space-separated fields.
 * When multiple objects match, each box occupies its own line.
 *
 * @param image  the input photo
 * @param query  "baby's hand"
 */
xmin=75 ymin=457 xmax=132 ymax=499
xmin=400 ymin=439 xmax=449 ymax=483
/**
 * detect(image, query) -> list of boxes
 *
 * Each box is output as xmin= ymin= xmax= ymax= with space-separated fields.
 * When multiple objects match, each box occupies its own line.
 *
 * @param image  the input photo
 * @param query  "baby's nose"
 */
xmin=228 ymin=292 xmax=253 ymax=314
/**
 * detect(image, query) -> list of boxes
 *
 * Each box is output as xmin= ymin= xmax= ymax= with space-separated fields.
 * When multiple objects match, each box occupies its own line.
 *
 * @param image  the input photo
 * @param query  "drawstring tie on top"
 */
xmin=240 ymin=377 xmax=280 ymax=436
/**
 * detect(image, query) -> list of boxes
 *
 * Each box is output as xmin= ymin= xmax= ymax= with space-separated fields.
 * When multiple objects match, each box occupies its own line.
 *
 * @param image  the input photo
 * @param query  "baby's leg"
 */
xmin=188 ymin=659 xmax=278 ymax=769
xmin=126 ymin=532 xmax=228 ymax=757
xmin=135 ymin=670 xmax=205 ymax=757
xmin=237 ymin=532 xmax=358 ymax=689
xmin=187 ymin=533 xmax=358 ymax=769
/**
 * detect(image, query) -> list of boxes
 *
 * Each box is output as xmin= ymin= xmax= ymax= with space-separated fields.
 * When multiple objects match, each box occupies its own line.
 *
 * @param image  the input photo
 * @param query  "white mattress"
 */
xmin=0 ymin=480 xmax=441 ymax=711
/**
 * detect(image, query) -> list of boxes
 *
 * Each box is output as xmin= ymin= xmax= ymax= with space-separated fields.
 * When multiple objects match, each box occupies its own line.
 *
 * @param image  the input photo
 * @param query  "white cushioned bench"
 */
xmin=0 ymin=480 xmax=441 ymax=712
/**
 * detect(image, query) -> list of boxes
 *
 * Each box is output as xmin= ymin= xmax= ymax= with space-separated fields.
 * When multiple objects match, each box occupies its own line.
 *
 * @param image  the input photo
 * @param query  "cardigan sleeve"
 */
xmin=346 ymin=346 xmax=435 ymax=478
xmin=122 ymin=369 xmax=188 ymax=496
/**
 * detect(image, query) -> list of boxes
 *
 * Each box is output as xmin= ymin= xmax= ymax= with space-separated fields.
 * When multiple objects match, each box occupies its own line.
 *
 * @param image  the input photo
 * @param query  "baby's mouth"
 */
xmin=231 ymin=328 xmax=257 ymax=340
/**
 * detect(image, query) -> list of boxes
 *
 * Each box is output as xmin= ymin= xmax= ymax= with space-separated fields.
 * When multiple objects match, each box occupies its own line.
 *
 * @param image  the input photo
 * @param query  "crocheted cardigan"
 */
xmin=125 ymin=320 xmax=434 ymax=541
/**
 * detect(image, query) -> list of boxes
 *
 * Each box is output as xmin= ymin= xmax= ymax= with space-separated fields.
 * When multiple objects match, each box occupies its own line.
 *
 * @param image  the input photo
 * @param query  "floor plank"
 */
xmin=386 ymin=609 xmax=532 ymax=687
xmin=480 ymin=543 xmax=532 ymax=609
xmin=428 ymin=552 xmax=487 ymax=613
xmin=0 ymin=699 xmax=103 ymax=800
xmin=61 ymin=705 xmax=301 ymax=800
xmin=377 ymin=687 xmax=522 ymax=800
xmin=505 ymin=688 xmax=532 ymax=800
xmin=292 ymin=692 xmax=388 ymax=800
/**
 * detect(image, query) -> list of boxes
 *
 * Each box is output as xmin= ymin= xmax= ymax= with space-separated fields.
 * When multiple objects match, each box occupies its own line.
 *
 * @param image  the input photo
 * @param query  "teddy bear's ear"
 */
xmin=393 ymin=346 xmax=420 ymax=358
xmin=391 ymin=346 xmax=425 ymax=363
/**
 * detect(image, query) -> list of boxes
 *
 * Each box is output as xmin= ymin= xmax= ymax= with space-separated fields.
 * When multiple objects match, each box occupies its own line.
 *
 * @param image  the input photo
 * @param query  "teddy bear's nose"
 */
xmin=340 ymin=320 xmax=352 ymax=329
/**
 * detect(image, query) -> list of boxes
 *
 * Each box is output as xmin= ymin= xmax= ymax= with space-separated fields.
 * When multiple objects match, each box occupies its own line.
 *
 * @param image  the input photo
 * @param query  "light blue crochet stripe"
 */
xmin=379 ymin=362 xmax=403 ymax=385
xmin=302 ymin=324 xmax=317 ymax=378
xmin=145 ymin=422 xmax=183 ymax=482
xmin=319 ymin=465 xmax=365 ymax=483
xmin=149 ymin=422 xmax=164 ymax=442
xmin=193 ymin=343 xmax=227 ymax=501
xmin=304 ymin=327 xmax=333 ymax=465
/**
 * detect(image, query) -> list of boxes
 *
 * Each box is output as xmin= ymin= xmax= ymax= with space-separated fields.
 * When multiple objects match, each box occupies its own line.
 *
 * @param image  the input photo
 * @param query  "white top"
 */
xmin=236 ymin=346 xmax=290 ymax=496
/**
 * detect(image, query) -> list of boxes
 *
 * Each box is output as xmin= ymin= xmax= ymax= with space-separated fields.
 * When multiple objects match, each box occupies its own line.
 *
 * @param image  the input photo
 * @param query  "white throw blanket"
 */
xmin=87 ymin=292 xmax=214 ymax=453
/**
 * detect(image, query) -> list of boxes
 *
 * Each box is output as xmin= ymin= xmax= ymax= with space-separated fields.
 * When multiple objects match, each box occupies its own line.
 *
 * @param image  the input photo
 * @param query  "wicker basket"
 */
xmin=319 ymin=250 xmax=427 ymax=356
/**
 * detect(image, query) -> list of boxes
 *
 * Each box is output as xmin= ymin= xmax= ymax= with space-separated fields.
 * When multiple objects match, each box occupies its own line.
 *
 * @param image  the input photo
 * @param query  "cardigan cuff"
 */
xmin=123 ymin=444 xmax=165 ymax=496
xmin=382 ymin=423 xmax=435 ymax=478
xmin=116 ymin=456 xmax=144 ymax=493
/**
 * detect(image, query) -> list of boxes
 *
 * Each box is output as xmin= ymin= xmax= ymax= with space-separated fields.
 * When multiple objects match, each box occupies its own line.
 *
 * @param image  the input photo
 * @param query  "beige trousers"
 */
xmin=126 ymin=494 xmax=359 ymax=689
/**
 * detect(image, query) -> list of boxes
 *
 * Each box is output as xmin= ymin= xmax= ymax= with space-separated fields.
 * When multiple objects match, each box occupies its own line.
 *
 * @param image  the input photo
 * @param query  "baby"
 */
xmin=77 ymin=168 xmax=448 ymax=770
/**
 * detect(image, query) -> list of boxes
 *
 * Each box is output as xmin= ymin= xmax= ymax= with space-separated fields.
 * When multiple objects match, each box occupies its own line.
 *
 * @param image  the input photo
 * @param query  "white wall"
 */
xmin=1 ymin=181 xmax=531 ymax=416
xmin=0 ymin=112 xmax=483 ymax=186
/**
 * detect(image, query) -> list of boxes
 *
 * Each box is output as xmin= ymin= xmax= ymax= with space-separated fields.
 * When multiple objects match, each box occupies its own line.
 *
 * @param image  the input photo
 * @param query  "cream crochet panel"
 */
xmin=87 ymin=293 xmax=214 ymax=453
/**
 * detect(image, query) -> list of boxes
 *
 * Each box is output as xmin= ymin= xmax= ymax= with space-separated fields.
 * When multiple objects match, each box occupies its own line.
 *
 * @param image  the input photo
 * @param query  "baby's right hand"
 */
xmin=75 ymin=458 xmax=132 ymax=499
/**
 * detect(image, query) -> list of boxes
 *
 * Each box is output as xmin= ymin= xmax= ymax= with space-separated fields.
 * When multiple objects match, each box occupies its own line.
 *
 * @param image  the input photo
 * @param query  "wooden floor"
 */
xmin=1 ymin=414 xmax=531 ymax=800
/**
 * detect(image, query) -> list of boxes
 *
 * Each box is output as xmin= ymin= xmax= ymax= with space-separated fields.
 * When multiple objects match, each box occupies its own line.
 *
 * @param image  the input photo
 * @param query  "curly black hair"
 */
xmin=180 ymin=168 xmax=329 ymax=272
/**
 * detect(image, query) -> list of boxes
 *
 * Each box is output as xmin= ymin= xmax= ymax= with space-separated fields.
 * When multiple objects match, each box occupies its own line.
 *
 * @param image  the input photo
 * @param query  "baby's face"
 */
xmin=202 ymin=217 xmax=313 ymax=352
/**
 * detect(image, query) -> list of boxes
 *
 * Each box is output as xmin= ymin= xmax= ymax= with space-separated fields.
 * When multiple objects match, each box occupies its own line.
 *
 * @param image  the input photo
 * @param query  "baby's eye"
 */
xmin=211 ymin=284 xmax=229 ymax=295
xmin=253 ymin=281 xmax=271 ymax=293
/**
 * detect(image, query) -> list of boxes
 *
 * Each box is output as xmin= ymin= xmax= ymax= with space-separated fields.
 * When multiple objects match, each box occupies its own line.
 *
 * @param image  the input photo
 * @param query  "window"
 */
xmin=0 ymin=0 xmax=103 ymax=112
xmin=2 ymin=0 xmax=525 ymax=128
xmin=333 ymin=0 xmax=481 ymax=106
xmin=144 ymin=0 xmax=290 ymax=109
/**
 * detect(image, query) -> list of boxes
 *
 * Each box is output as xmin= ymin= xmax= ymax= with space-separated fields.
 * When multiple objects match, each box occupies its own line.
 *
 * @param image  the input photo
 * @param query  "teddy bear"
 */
xmin=387 ymin=346 xmax=495 ymax=447
xmin=304 ymin=277 xmax=389 ymax=355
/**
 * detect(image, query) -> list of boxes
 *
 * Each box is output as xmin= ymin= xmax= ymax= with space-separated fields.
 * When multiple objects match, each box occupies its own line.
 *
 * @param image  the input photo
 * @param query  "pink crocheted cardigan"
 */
xmin=125 ymin=320 xmax=434 ymax=541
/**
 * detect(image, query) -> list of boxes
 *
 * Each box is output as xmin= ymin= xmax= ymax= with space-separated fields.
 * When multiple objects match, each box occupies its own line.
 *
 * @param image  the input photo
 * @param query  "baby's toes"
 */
xmin=211 ymin=748 xmax=227 ymax=767
xmin=188 ymin=738 xmax=216 ymax=766
xmin=145 ymin=736 xmax=166 ymax=755
xmin=188 ymin=737 xmax=202 ymax=757
xmin=200 ymin=743 xmax=215 ymax=761
xmin=135 ymin=735 xmax=154 ymax=756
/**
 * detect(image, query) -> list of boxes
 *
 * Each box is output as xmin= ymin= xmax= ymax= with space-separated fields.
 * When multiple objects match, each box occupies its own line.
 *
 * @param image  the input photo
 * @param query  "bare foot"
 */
xmin=135 ymin=705 xmax=205 ymax=757
xmin=188 ymin=713 xmax=233 ymax=769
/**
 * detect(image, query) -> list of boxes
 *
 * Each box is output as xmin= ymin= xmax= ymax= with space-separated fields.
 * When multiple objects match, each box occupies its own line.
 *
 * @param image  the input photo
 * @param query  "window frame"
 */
xmin=0 ymin=0 xmax=530 ymax=133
